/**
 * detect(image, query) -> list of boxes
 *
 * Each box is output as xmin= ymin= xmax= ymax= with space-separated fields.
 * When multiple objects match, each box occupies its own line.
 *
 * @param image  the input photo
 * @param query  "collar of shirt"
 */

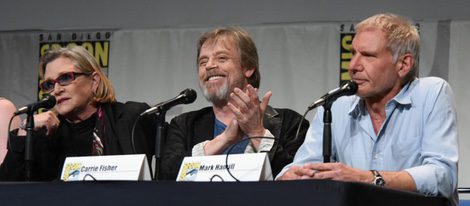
xmin=348 ymin=78 xmax=417 ymax=118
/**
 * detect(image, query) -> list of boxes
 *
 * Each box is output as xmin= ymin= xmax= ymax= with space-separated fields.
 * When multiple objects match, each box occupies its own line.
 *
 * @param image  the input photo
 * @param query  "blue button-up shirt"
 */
xmin=278 ymin=77 xmax=458 ymax=205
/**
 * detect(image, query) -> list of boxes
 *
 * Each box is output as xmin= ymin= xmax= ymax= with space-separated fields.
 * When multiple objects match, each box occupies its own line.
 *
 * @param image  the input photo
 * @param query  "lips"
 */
xmin=351 ymin=78 xmax=367 ymax=85
xmin=205 ymin=72 xmax=226 ymax=82
xmin=56 ymin=98 xmax=69 ymax=105
xmin=207 ymin=75 xmax=224 ymax=81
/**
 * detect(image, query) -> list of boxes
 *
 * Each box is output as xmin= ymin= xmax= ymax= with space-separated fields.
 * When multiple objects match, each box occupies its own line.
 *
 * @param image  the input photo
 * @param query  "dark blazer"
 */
xmin=0 ymin=101 xmax=156 ymax=181
xmin=160 ymin=106 xmax=309 ymax=180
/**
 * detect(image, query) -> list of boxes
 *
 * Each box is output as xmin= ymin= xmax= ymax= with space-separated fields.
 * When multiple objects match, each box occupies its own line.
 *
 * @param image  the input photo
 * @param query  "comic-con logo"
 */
xmin=339 ymin=23 xmax=355 ymax=86
xmin=178 ymin=162 xmax=201 ymax=181
xmin=62 ymin=163 xmax=82 ymax=181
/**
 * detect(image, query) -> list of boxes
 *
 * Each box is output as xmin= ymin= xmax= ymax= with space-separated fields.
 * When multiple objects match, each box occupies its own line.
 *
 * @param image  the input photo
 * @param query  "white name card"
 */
xmin=61 ymin=154 xmax=151 ymax=181
xmin=177 ymin=153 xmax=272 ymax=182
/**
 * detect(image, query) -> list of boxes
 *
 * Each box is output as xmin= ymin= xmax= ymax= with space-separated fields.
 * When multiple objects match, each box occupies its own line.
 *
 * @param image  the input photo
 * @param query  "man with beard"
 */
xmin=160 ymin=27 xmax=309 ymax=180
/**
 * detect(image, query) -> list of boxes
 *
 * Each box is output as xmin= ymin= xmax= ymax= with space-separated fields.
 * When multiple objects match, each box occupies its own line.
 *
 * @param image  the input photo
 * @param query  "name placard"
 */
xmin=61 ymin=154 xmax=151 ymax=181
xmin=177 ymin=153 xmax=272 ymax=182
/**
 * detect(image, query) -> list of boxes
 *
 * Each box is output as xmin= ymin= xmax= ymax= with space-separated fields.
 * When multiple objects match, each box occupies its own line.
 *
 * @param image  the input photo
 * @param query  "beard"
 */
xmin=199 ymin=72 xmax=245 ymax=104
xmin=200 ymin=80 xmax=229 ymax=103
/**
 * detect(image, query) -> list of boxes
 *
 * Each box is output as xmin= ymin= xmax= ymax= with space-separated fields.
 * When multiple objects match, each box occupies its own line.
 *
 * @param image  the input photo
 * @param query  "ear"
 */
xmin=396 ymin=53 xmax=414 ymax=78
xmin=91 ymin=72 xmax=101 ymax=93
xmin=244 ymin=67 xmax=255 ymax=78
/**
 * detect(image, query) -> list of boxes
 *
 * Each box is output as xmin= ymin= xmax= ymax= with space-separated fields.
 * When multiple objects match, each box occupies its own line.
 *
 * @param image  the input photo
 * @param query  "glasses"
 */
xmin=40 ymin=72 xmax=88 ymax=93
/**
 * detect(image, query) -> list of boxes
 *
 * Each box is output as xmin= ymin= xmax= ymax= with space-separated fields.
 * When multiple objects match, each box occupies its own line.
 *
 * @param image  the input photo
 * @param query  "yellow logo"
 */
xmin=177 ymin=162 xmax=200 ymax=181
xmin=62 ymin=163 xmax=82 ymax=181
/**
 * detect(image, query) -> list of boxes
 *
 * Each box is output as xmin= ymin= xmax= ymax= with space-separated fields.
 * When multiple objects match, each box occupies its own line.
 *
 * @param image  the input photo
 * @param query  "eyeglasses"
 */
xmin=40 ymin=72 xmax=88 ymax=93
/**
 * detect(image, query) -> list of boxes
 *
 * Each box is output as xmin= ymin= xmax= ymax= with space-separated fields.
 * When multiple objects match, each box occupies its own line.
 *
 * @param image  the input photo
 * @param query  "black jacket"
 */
xmin=0 ymin=101 xmax=156 ymax=181
xmin=160 ymin=106 xmax=309 ymax=180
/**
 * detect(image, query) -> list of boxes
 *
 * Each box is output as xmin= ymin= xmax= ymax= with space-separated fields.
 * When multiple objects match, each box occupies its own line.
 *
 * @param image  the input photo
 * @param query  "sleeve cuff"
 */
xmin=258 ymin=129 xmax=274 ymax=152
xmin=405 ymin=166 xmax=439 ymax=196
xmin=191 ymin=140 xmax=210 ymax=156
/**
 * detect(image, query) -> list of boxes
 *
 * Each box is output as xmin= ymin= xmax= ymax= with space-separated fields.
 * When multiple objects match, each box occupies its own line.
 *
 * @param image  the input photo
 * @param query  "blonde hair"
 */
xmin=356 ymin=13 xmax=420 ymax=83
xmin=39 ymin=46 xmax=116 ymax=104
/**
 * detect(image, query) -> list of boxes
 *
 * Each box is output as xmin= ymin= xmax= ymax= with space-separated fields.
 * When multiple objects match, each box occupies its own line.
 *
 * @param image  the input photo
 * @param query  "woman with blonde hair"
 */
xmin=0 ymin=46 xmax=156 ymax=181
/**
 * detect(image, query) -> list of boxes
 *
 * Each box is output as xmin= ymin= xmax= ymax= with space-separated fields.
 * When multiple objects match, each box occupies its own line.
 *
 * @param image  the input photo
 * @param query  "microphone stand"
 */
xmin=25 ymin=110 xmax=35 ymax=181
xmin=322 ymin=101 xmax=333 ymax=163
xmin=153 ymin=109 xmax=167 ymax=181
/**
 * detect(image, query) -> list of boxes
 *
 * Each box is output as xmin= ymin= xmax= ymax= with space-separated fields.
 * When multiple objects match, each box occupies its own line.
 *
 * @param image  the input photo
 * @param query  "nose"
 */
xmin=205 ymin=58 xmax=217 ymax=70
xmin=349 ymin=53 xmax=362 ymax=74
xmin=50 ymin=82 xmax=64 ymax=96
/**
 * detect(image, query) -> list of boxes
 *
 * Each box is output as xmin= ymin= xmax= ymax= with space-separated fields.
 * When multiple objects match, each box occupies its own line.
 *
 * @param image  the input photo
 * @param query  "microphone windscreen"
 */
xmin=181 ymin=88 xmax=197 ymax=104
xmin=43 ymin=95 xmax=57 ymax=109
xmin=345 ymin=81 xmax=358 ymax=95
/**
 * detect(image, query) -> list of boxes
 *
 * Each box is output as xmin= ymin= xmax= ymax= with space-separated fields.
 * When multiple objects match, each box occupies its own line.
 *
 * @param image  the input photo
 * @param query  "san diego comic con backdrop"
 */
xmin=0 ymin=21 xmax=469 ymax=188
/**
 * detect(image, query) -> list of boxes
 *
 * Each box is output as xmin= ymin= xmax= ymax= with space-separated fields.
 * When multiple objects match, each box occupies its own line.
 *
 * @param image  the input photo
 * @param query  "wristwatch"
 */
xmin=370 ymin=170 xmax=385 ymax=187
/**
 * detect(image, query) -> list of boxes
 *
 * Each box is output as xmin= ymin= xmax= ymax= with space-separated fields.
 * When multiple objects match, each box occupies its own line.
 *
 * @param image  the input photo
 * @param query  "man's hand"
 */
xmin=203 ymin=118 xmax=243 ymax=155
xmin=228 ymin=84 xmax=272 ymax=137
xmin=277 ymin=165 xmax=316 ymax=180
xmin=278 ymin=163 xmax=370 ymax=183
xmin=279 ymin=162 xmax=417 ymax=192
xmin=302 ymin=163 xmax=371 ymax=183
xmin=222 ymin=118 xmax=243 ymax=144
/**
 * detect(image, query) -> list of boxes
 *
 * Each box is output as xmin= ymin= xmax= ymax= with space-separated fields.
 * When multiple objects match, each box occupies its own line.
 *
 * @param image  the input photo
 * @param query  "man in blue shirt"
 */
xmin=277 ymin=13 xmax=458 ymax=205
xmin=161 ymin=27 xmax=309 ymax=180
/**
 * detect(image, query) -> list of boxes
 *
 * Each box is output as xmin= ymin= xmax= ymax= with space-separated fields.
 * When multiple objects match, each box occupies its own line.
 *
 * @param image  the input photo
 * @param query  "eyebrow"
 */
xmin=352 ymin=46 xmax=378 ymax=55
xmin=214 ymin=50 xmax=230 ymax=55
xmin=198 ymin=56 xmax=208 ymax=63
xmin=198 ymin=50 xmax=231 ymax=61
xmin=44 ymin=70 xmax=74 ymax=80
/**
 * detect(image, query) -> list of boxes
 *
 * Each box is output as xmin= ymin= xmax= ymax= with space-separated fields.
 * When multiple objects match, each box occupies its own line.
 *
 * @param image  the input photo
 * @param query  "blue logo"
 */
xmin=68 ymin=169 xmax=80 ymax=180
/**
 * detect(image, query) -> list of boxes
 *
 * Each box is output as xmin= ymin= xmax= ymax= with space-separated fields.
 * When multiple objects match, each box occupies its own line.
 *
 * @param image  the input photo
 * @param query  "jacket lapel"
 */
xmin=263 ymin=106 xmax=281 ymax=160
xmin=102 ymin=103 xmax=127 ymax=154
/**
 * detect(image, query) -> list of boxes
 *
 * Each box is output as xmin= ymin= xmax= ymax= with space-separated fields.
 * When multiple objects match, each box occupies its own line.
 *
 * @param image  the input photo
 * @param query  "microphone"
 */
xmin=140 ymin=88 xmax=197 ymax=116
xmin=14 ymin=95 xmax=56 ymax=115
xmin=308 ymin=81 xmax=358 ymax=110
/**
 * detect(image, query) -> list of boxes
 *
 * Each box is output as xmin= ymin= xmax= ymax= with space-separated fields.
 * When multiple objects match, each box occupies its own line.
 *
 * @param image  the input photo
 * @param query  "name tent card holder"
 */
xmin=177 ymin=153 xmax=273 ymax=182
xmin=61 ymin=154 xmax=151 ymax=181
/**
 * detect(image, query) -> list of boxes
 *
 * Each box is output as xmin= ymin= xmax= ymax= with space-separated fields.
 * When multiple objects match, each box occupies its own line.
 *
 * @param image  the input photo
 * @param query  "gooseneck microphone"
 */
xmin=292 ymin=81 xmax=358 ymax=155
xmin=17 ymin=95 xmax=57 ymax=181
xmin=304 ymin=80 xmax=358 ymax=163
xmin=307 ymin=80 xmax=358 ymax=110
xmin=14 ymin=95 xmax=56 ymax=115
xmin=140 ymin=88 xmax=197 ymax=116
xmin=133 ymin=88 xmax=197 ymax=180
